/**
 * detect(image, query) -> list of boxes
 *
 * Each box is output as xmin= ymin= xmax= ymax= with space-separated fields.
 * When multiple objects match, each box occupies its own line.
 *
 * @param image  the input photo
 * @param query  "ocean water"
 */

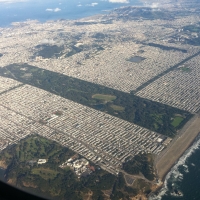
xmin=149 ymin=134 xmax=200 ymax=200
xmin=0 ymin=0 xmax=142 ymax=27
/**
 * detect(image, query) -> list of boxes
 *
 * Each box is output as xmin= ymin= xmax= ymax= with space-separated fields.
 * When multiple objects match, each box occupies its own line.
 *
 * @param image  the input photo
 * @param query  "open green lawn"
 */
xmin=171 ymin=116 xmax=184 ymax=127
xmin=31 ymin=168 xmax=59 ymax=180
xmin=181 ymin=67 xmax=191 ymax=72
xmin=92 ymin=94 xmax=116 ymax=102
xmin=30 ymin=68 xmax=39 ymax=72
xmin=16 ymin=137 xmax=48 ymax=161
xmin=150 ymin=113 xmax=163 ymax=124
xmin=110 ymin=104 xmax=125 ymax=111
xmin=11 ymin=136 xmax=73 ymax=163
xmin=184 ymin=25 xmax=200 ymax=33
xmin=154 ymin=123 xmax=159 ymax=130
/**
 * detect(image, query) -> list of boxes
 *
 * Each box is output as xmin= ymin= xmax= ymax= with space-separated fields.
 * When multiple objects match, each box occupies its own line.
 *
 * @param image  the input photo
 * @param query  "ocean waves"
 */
xmin=149 ymin=134 xmax=200 ymax=200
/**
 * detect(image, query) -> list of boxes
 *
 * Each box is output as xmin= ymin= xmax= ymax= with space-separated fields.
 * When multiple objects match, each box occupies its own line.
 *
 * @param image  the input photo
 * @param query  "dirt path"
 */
xmin=156 ymin=115 xmax=200 ymax=180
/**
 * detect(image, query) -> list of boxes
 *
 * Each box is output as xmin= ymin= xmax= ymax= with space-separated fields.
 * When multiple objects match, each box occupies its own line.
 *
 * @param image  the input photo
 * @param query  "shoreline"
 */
xmin=160 ymin=132 xmax=200 ymax=183
xmin=155 ymin=114 xmax=200 ymax=181
xmin=0 ymin=2 xmax=144 ymax=28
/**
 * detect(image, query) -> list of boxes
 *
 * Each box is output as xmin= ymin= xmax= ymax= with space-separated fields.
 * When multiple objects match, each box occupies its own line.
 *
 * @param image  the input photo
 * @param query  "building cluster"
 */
xmin=0 ymin=14 xmax=199 ymax=95
xmin=65 ymin=44 xmax=199 ymax=93
xmin=60 ymin=156 xmax=93 ymax=177
xmin=137 ymin=55 xmax=200 ymax=113
xmin=30 ymin=41 xmax=198 ymax=94
xmin=0 ymin=84 xmax=169 ymax=174
xmin=38 ymin=159 xmax=47 ymax=165
xmin=0 ymin=77 xmax=21 ymax=94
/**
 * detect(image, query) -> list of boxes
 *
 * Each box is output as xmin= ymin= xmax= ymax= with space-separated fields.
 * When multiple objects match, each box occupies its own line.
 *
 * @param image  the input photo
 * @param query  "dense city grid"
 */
xmin=0 ymin=7 xmax=199 ymax=175
xmin=0 ymin=84 xmax=169 ymax=174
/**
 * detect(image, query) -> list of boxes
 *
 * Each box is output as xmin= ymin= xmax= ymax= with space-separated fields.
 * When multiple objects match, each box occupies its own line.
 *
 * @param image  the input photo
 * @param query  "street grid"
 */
xmin=0 ymin=10 xmax=199 ymax=175
xmin=0 ymin=84 xmax=168 ymax=174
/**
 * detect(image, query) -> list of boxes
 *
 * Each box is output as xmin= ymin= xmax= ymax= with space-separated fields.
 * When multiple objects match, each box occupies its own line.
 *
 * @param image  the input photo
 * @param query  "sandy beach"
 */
xmin=155 ymin=114 xmax=200 ymax=180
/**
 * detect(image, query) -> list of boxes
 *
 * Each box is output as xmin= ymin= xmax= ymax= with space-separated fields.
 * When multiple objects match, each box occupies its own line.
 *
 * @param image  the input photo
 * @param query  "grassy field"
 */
xmin=181 ymin=67 xmax=191 ymax=72
xmin=31 ymin=168 xmax=58 ymax=180
xmin=92 ymin=94 xmax=116 ymax=102
xmin=150 ymin=113 xmax=164 ymax=131
xmin=0 ymin=135 xmax=76 ymax=167
xmin=171 ymin=116 xmax=184 ymax=127
xmin=184 ymin=25 xmax=200 ymax=33
xmin=17 ymin=137 xmax=49 ymax=162
xmin=110 ymin=104 xmax=125 ymax=111
xmin=150 ymin=114 xmax=164 ymax=124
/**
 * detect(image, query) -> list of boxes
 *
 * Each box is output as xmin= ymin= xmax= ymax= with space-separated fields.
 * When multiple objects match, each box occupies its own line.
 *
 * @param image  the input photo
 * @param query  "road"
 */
xmin=134 ymin=50 xmax=200 ymax=93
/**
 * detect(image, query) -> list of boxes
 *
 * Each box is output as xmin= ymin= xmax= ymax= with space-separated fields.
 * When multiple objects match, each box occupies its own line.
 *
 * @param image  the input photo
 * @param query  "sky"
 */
xmin=0 ymin=0 xmax=131 ymax=3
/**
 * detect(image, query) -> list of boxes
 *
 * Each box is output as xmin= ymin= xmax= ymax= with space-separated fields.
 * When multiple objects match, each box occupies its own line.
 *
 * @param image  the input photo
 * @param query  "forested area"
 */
xmin=182 ymin=25 xmax=200 ymax=46
xmin=110 ymin=173 xmax=139 ymax=200
xmin=35 ymin=45 xmax=65 ymax=59
xmin=123 ymin=153 xmax=155 ymax=181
